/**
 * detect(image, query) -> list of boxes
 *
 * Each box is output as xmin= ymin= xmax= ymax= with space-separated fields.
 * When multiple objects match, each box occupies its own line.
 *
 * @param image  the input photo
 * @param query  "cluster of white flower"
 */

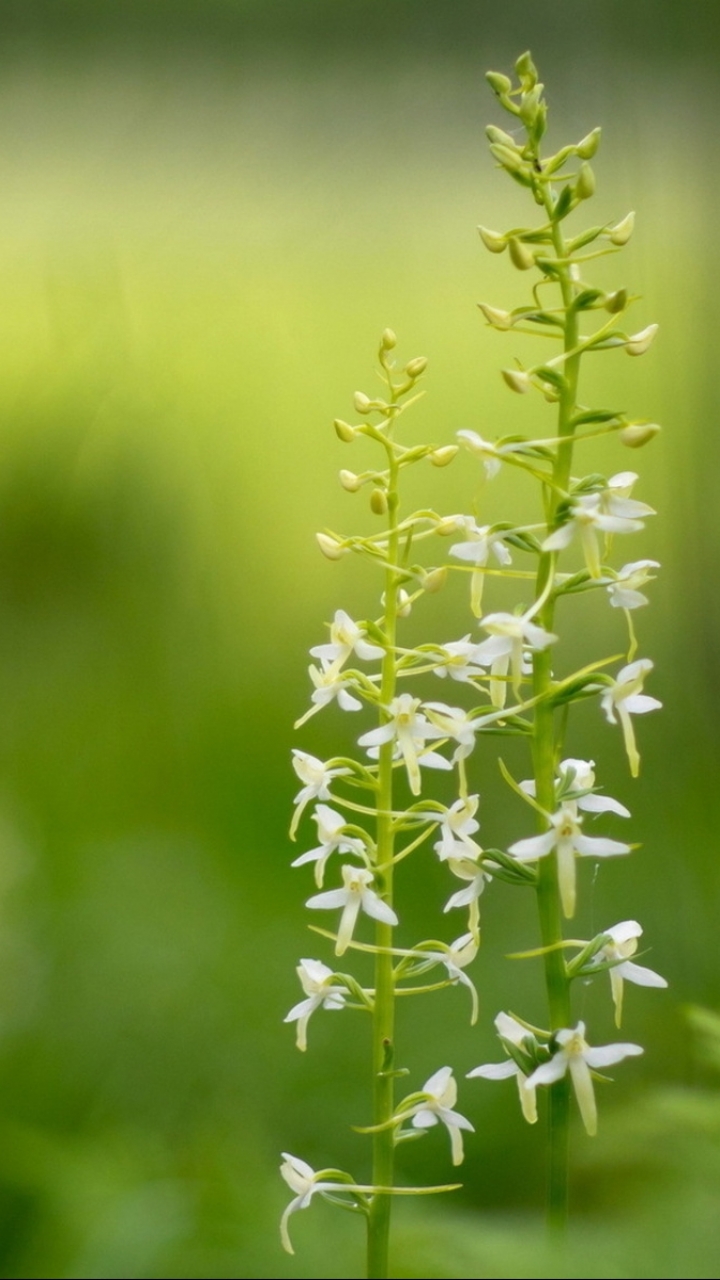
xmin=281 ymin=50 xmax=666 ymax=1259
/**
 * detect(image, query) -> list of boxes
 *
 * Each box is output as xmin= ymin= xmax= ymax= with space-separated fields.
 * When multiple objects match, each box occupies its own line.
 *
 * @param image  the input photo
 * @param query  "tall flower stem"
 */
xmin=366 ymin=425 xmax=400 ymax=1279
xmin=531 ymin=184 xmax=581 ymax=1234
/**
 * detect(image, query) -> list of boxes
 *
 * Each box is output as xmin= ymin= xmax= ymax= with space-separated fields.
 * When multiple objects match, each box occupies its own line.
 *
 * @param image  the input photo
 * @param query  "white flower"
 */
xmin=449 ymin=518 xmax=512 ymax=615
xmin=600 ymin=658 xmax=662 ymax=777
xmin=543 ymin=473 xmax=654 ymax=578
xmin=443 ymin=852 xmax=492 ymax=940
xmin=291 ymin=804 xmax=367 ymax=886
xmin=432 ymin=636 xmax=493 ymax=683
xmin=437 ymin=933 xmax=480 ymax=1023
xmin=280 ymin=1154 xmax=363 ymax=1254
xmin=474 ymin=612 xmax=557 ymax=708
xmin=290 ymin=751 xmax=352 ymax=838
xmin=423 ymin=702 xmax=484 ymax=762
xmin=358 ymin=694 xmax=447 ymax=795
xmin=526 ymin=1022 xmax=643 ymax=1135
xmin=433 ymin=795 xmax=481 ymax=861
xmin=284 ymin=959 xmax=347 ymax=1051
xmin=605 ymin=559 xmax=660 ymax=610
xmin=294 ymin=661 xmax=364 ymax=728
xmin=521 ymin=757 xmax=631 ymax=819
xmin=592 ymin=920 xmax=667 ymax=1026
xmin=407 ymin=1067 xmax=475 ymax=1165
xmin=309 ymin=609 xmax=384 ymax=671
xmin=467 ymin=1012 xmax=538 ymax=1124
xmin=456 ymin=429 xmax=523 ymax=479
xmin=305 ymin=865 xmax=398 ymax=956
xmin=509 ymin=803 xmax=630 ymax=918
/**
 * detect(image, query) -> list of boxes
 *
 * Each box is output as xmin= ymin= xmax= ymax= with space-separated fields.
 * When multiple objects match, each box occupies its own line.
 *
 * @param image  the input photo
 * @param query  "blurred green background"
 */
xmin=0 ymin=2 xmax=717 ymax=1276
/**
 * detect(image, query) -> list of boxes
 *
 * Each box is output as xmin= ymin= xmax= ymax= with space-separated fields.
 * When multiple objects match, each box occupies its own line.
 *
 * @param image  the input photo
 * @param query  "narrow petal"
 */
xmin=619 ymin=960 xmax=667 ymax=988
xmin=583 ymin=1042 xmax=643 ymax=1069
xmin=508 ymin=830 xmax=557 ymax=861
xmin=361 ymin=893 xmax=399 ymax=926
xmin=527 ymin=1056 xmax=568 ymax=1088
xmin=569 ymin=1056 xmax=597 ymax=1136
xmin=467 ymin=1060 xmax=518 ymax=1080
xmin=574 ymin=834 xmax=631 ymax=858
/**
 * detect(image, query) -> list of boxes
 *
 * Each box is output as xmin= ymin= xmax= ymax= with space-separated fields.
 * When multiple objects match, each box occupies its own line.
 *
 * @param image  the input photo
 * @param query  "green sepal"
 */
xmin=535 ymin=366 xmax=568 ymax=393
xmin=502 ymin=530 xmax=543 ymax=554
xmin=552 ymin=184 xmax=574 ymax=221
xmin=571 ymin=408 xmax=624 ymax=426
xmin=572 ymin=287 xmax=604 ymax=311
xmin=567 ymin=225 xmax=604 ymax=254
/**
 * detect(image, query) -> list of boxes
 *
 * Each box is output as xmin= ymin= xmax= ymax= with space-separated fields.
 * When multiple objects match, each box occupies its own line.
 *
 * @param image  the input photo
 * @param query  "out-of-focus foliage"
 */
xmin=0 ymin=2 xmax=716 ymax=1276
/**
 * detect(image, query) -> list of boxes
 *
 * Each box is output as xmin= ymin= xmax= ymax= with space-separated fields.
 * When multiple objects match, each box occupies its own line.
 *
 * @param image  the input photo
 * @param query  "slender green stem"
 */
xmin=367 ymin=437 xmax=400 ymax=1280
xmin=530 ymin=179 xmax=581 ymax=1236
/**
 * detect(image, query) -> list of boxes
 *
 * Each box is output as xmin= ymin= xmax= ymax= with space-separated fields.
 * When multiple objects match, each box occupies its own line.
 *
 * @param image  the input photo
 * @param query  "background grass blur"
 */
xmin=0 ymin=2 xmax=717 ymax=1276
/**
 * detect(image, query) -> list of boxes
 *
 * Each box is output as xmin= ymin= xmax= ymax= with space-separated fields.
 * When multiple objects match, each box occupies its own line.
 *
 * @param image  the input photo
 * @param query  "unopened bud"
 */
xmin=435 ymin=515 xmax=463 ymax=536
xmin=620 ymin=421 xmax=661 ymax=448
xmin=608 ymin=211 xmax=635 ymax=246
xmin=515 ymin=51 xmax=538 ymax=88
xmin=604 ymin=289 xmax=628 ymax=314
xmin=486 ymin=124 xmax=517 ymax=148
xmin=625 ymin=323 xmax=658 ymax=356
xmin=489 ymin=142 xmax=525 ymax=173
xmin=316 ymin=532 xmax=347 ymax=560
xmin=429 ymin=445 xmax=458 ymax=467
xmin=576 ymin=128 xmax=601 ymax=159
xmin=508 ymin=237 xmax=535 ymax=271
xmin=486 ymin=71 xmax=512 ymax=96
xmin=422 ymin=566 xmax=447 ymax=593
xmin=370 ymin=488 xmax=388 ymax=516
xmin=339 ymin=469 xmax=362 ymax=492
xmin=397 ymin=589 xmax=412 ymax=618
xmin=520 ymin=86 xmax=542 ymax=126
xmin=353 ymin=391 xmax=372 ymax=414
xmin=334 ymin=418 xmax=357 ymax=443
xmin=478 ymin=302 xmax=513 ymax=330
xmin=502 ymin=367 xmax=532 ymax=394
xmin=478 ymin=225 xmax=507 ymax=254
xmin=381 ymin=328 xmax=397 ymax=350
xmin=576 ymin=162 xmax=596 ymax=200
xmin=405 ymin=356 xmax=428 ymax=379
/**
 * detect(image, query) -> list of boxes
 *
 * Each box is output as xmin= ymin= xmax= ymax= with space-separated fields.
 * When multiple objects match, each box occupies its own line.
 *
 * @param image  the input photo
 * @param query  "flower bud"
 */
xmin=608 ymin=211 xmax=635 ymax=246
xmin=620 ymin=422 xmax=661 ymax=448
xmin=478 ymin=302 xmax=513 ymax=330
xmin=515 ymin=51 xmax=538 ymax=88
xmin=316 ymin=532 xmax=347 ymax=560
xmin=576 ymin=162 xmax=596 ymax=200
xmin=422 ymin=566 xmax=447 ymax=593
xmin=576 ymin=127 xmax=601 ymax=159
xmin=370 ymin=487 xmax=388 ymax=515
xmin=353 ymin=392 xmax=372 ymax=414
xmin=508 ymin=237 xmax=535 ymax=270
xmin=435 ymin=515 xmax=463 ymax=536
xmin=486 ymin=124 xmax=517 ymax=148
xmin=486 ymin=71 xmax=512 ymax=96
xmin=478 ymin=225 xmax=507 ymax=254
xmin=625 ymin=324 xmax=658 ymax=356
xmin=405 ymin=356 xmax=428 ymax=379
xmin=502 ymin=367 xmax=532 ymax=394
xmin=339 ymin=469 xmax=362 ymax=492
xmin=333 ymin=418 xmax=356 ymax=443
xmin=489 ymin=142 xmax=526 ymax=173
xmin=429 ymin=445 xmax=458 ymax=467
xmin=397 ymin=589 xmax=412 ymax=618
xmin=381 ymin=328 xmax=397 ymax=350
xmin=604 ymin=289 xmax=628 ymax=314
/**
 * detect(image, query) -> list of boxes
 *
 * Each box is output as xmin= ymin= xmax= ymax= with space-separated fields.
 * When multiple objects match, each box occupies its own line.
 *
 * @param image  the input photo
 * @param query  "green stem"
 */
xmin=367 ymin=445 xmax=400 ymax=1280
xmin=530 ymin=181 xmax=581 ymax=1237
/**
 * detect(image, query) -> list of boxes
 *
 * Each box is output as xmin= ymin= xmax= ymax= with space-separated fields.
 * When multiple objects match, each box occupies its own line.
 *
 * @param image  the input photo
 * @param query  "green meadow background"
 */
xmin=0 ymin=2 xmax=717 ymax=1276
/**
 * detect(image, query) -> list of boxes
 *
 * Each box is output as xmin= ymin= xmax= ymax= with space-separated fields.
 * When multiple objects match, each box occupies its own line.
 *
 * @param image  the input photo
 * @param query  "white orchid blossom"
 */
xmin=521 ymin=757 xmax=630 ymax=819
xmin=305 ymin=865 xmax=398 ymax=956
xmin=284 ymin=959 xmax=347 ymax=1051
xmin=310 ymin=609 xmax=384 ymax=671
xmin=291 ymin=804 xmax=367 ymax=887
xmin=433 ymin=795 xmax=481 ymax=861
xmin=543 ymin=472 xmax=655 ymax=578
xmin=280 ymin=1154 xmax=371 ymax=1254
xmin=474 ymin=612 xmax=557 ymax=708
xmin=358 ymin=694 xmax=447 ymax=795
xmin=290 ymin=751 xmax=353 ymax=838
xmin=437 ymin=933 xmax=480 ymax=1023
xmin=449 ymin=517 xmax=513 ymax=615
xmin=592 ymin=920 xmax=667 ymax=1026
xmin=467 ymin=1012 xmax=538 ymax=1124
xmin=600 ymin=658 xmax=662 ymax=777
xmin=423 ymin=702 xmax=484 ymax=762
xmin=456 ymin=428 xmax=523 ymax=479
xmin=444 ymin=851 xmax=493 ymax=940
xmin=432 ymin=636 xmax=494 ymax=683
xmin=406 ymin=1067 xmax=474 ymax=1165
xmin=605 ymin=559 xmax=660 ymax=610
xmin=294 ymin=661 xmax=364 ymax=728
xmin=509 ymin=803 xmax=630 ymax=918
xmin=526 ymin=1022 xmax=643 ymax=1135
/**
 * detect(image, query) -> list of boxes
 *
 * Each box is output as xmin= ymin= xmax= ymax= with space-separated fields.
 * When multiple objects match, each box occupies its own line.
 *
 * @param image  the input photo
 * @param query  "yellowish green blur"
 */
xmin=0 ymin=4 xmax=716 ymax=1276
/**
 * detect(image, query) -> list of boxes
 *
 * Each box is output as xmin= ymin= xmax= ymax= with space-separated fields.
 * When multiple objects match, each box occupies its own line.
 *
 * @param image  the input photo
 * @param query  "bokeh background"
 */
xmin=0 ymin=2 xmax=717 ymax=1276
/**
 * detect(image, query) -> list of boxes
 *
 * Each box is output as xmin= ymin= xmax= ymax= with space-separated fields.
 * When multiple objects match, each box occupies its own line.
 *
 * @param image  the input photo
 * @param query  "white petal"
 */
xmin=618 ymin=961 xmax=667 ymax=988
xmin=508 ymin=830 xmax=557 ymax=861
xmin=361 ymin=893 xmax=399 ymax=926
xmin=583 ymin=1042 xmax=643 ymax=1068
xmin=574 ymin=834 xmax=631 ymax=858
xmin=467 ymin=1060 xmax=518 ymax=1080
xmin=527 ymin=1056 xmax=568 ymax=1088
